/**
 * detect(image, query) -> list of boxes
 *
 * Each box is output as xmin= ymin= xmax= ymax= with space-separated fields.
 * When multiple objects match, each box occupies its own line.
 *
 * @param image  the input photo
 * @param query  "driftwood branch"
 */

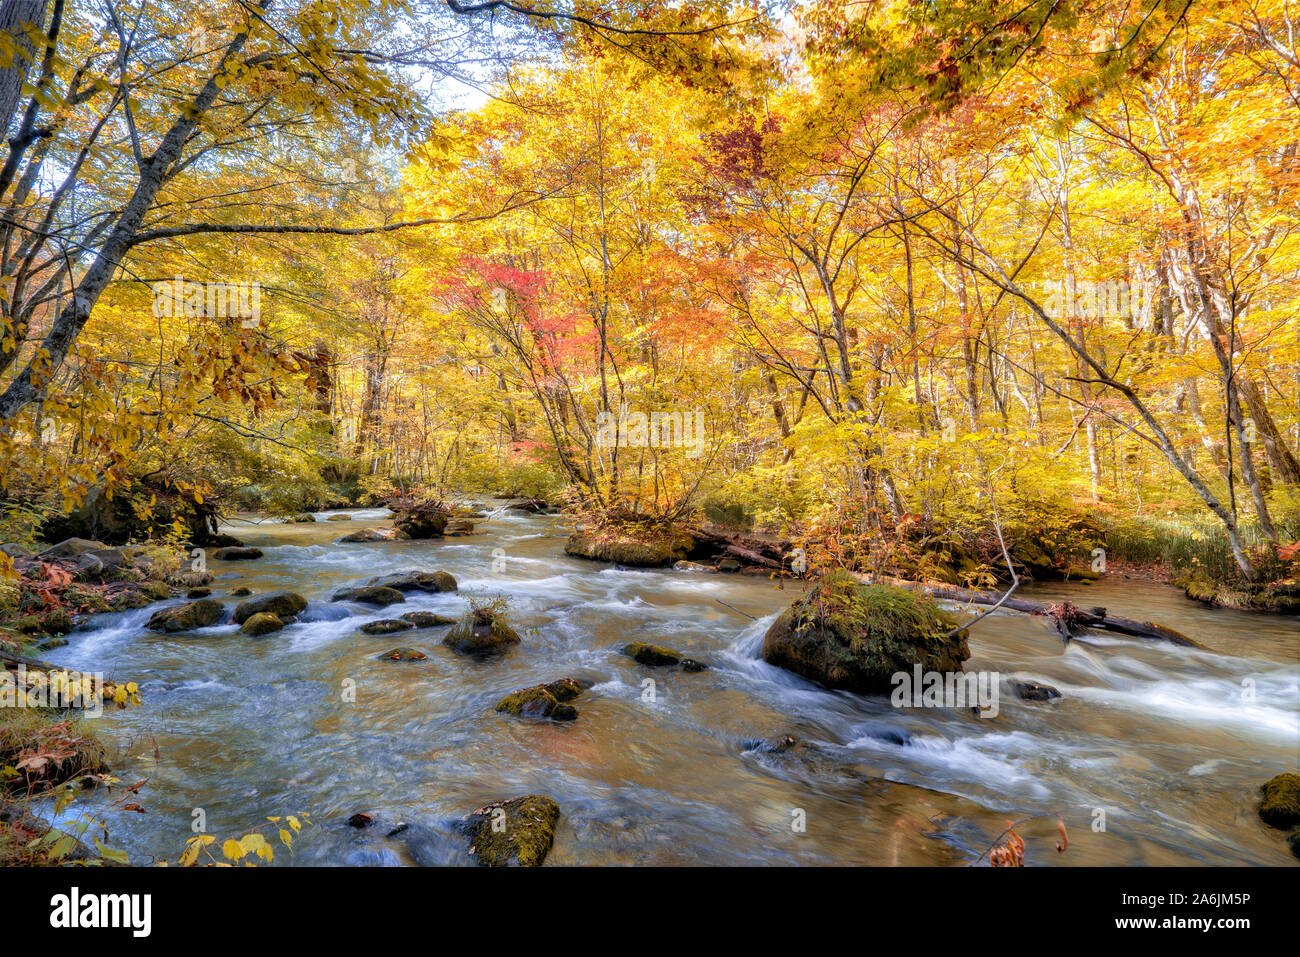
xmin=864 ymin=576 xmax=1204 ymax=649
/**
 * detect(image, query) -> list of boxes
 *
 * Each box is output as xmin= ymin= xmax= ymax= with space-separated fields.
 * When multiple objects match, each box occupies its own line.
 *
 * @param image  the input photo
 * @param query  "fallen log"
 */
xmin=692 ymin=528 xmax=791 ymax=570
xmin=863 ymin=576 xmax=1205 ymax=649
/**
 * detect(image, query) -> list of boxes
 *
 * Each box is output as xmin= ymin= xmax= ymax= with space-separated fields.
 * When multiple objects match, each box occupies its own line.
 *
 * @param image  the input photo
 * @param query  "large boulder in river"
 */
xmin=761 ymin=574 xmax=969 ymax=695
xmin=565 ymin=526 xmax=694 ymax=567
xmin=146 ymin=598 xmax=226 ymax=632
xmin=400 ymin=611 xmax=458 ymax=628
xmin=332 ymin=585 xmax=405 ymax=607
xmin=391 ymin=501 xmax=449 ymax=539
xmin=462 ymin=795 xmax=560 ymax=867
xmin=1259 ymin=773 xmax=1300 ymax=828
xmin=443 ymin=610 xmax=520 ymax=654
xmin=366 ymin=570 xmax=457 ymax=593
xmin=233 ymin=591 xmax=307 ymax=624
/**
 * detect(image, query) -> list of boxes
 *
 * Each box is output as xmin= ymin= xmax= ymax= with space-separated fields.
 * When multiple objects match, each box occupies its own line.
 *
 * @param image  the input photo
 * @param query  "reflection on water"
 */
xmin=39 ymin=509 xmax=1300 ymax=866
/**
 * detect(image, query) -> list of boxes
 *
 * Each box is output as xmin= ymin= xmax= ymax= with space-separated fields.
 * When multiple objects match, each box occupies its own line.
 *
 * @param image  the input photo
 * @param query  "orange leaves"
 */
xmin=989 ymin=824 xmax=1026 ymax=867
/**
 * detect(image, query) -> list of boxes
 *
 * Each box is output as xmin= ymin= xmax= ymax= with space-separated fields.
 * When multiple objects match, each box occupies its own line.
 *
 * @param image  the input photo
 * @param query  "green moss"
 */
xmin=239 ymin=612 xmax=284 ymax=636
xmin=762 ymin=573 xmax=970 ymax=695
xmin=464 ymin=795 xmax=560 ymax=867
xmin=494 ymin=679 xmax=585 ymax=720
xmin=1259 ymin=773 xmax=1300 ymax=828
xmin=564 ymin=526 xmax=695 ymax=567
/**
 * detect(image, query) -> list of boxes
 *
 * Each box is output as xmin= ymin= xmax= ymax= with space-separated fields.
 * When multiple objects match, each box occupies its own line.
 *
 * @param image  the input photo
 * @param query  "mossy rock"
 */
xmin=289 ymin=513 xmax=316 ymax=523
xmin=360 ymin=618 xmax=414 ymax=635
xmin=233 ymin=591 xmax=307 ymax=624
xmin=400 ymin=611 xmax=458 ymax=628
xmin=463 ymin=795 xmax=560 ymax=867
xmin=240 ymin=612 xmax=285 ymax=636
xmin=331 ymin=585 xmax=405 ymax=607
xmin=494 ymin=678 xmax=587 ymax=720
xmin=212 ymin=546 xmax=263 ymax=561
xmin=230 ymin=587 xmax=252 ymax=597
xmin=564 ymin=526 xmax=695 ymax=567
xmin=146 ymin=598 xmax=225 ymax=633
xmin=443 ymin=611 xmax=521 ymax=654
xmin=326 ymin=514 xmax=353 ymax=521
xmin=186 ymin=586 xmax=212 ymax=598
xmin=367 ymin=570 xmax=458 ymax=593
xmin=142 ymin=582 xmax=173 ymax=600
xmin=377 ymin=647 xmax=427 ymax=661
xmin=622 ymin=642 xmax=707 ymax=671
xmin=1259 ymin=773 xmax=1300 ymax=828
xmin=14 ymin=616 xmax=43 ymax=635
xmin=761 ymin=575 xmax=969 ymax=695
xmin=40 ymin=609 xmax=74 ymax=636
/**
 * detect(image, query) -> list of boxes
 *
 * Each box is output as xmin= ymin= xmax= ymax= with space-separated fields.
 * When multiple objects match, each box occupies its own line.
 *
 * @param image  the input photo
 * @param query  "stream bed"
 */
xmin=39 ymin=507 xmax=1300 ymax=865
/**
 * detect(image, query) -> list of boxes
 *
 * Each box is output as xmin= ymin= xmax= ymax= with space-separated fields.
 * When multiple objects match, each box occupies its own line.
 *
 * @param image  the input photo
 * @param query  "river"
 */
xmin=39 ymin=506 xmax=1300 ymax=865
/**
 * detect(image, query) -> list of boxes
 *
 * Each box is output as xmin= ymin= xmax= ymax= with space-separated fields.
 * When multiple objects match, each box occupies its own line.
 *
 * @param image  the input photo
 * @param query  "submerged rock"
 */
xmin=377 ymin=647 xmax=428 ymax=662
xmin=213 ymin=546 xmax=263 ymax=561
xmin=186 ymin=586 xmax=212 ymax=598
xmin=146 ymin=598 xmax=226 ymax=632
xmin=1259 ymin=773 xmax=1300 ymax=828
xmin=622 ymin=642 xmax=707 ymax=671
xmin=495 ymin=678 xmax=587 ymax=721
xmin=400 ymin=611 xmax=458 ymax=628
xmin=332 ymin=585 xmax=405 ymax=607
xmin=347 ymin=813 xmax=373 ymax=829
xmin=565 ymin=526 xmax=695 ymax=567
xmin=741 ymin=734 xmax=801 ymax=754
xmin=761 ymin=574 xmax=969 ymax=695
xmin=1010 ymin=680 xmax=1062 ymax=702
xmin=298 ymin=603 xmax=351 ymax=623
xmin=230 ymin=587 xmax=252 ymax=597
xmin=673 ymin=560 xmax=717 ymax=573
xmin=326 ymin=514 xmax=352 ymax=522
xmin=462 ymin=795 xmax=560 ymax=867
xmin=240 ymin=612 xmax=284 ymax=636
xmin=361 ymin=619 xmax=414 ymax=635
xmin=442 ymin=610 xmax=521 ymax=654
xmin=367 ymin=570 xmax=458 ymax=593
xmin=233 ymin=591 xmax=307 ymax=624
xmin=338 ymin=528 xmax=405 ymax=543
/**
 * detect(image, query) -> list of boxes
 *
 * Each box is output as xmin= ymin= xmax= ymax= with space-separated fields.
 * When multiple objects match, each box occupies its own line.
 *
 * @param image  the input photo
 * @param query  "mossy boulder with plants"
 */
xmin=762 ymin=573 xmax=970 ymax=695
xmin=443 ymin=599 xmax=521 ymax=654
xmin=565 ymin=523 xmax=695 ymax=567
xmin=462 ymin=795 xmax=561 ymax=867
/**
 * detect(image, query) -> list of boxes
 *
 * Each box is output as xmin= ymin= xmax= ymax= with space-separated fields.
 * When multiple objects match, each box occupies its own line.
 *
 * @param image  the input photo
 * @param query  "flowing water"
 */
xmin=39 ymin=506 xmax=1300 ymax=865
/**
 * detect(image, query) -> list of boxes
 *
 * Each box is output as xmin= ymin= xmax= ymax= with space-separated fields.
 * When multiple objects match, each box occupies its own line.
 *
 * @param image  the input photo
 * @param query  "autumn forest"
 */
xmin=0 ymin=0 xmax=1297 ymax=874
